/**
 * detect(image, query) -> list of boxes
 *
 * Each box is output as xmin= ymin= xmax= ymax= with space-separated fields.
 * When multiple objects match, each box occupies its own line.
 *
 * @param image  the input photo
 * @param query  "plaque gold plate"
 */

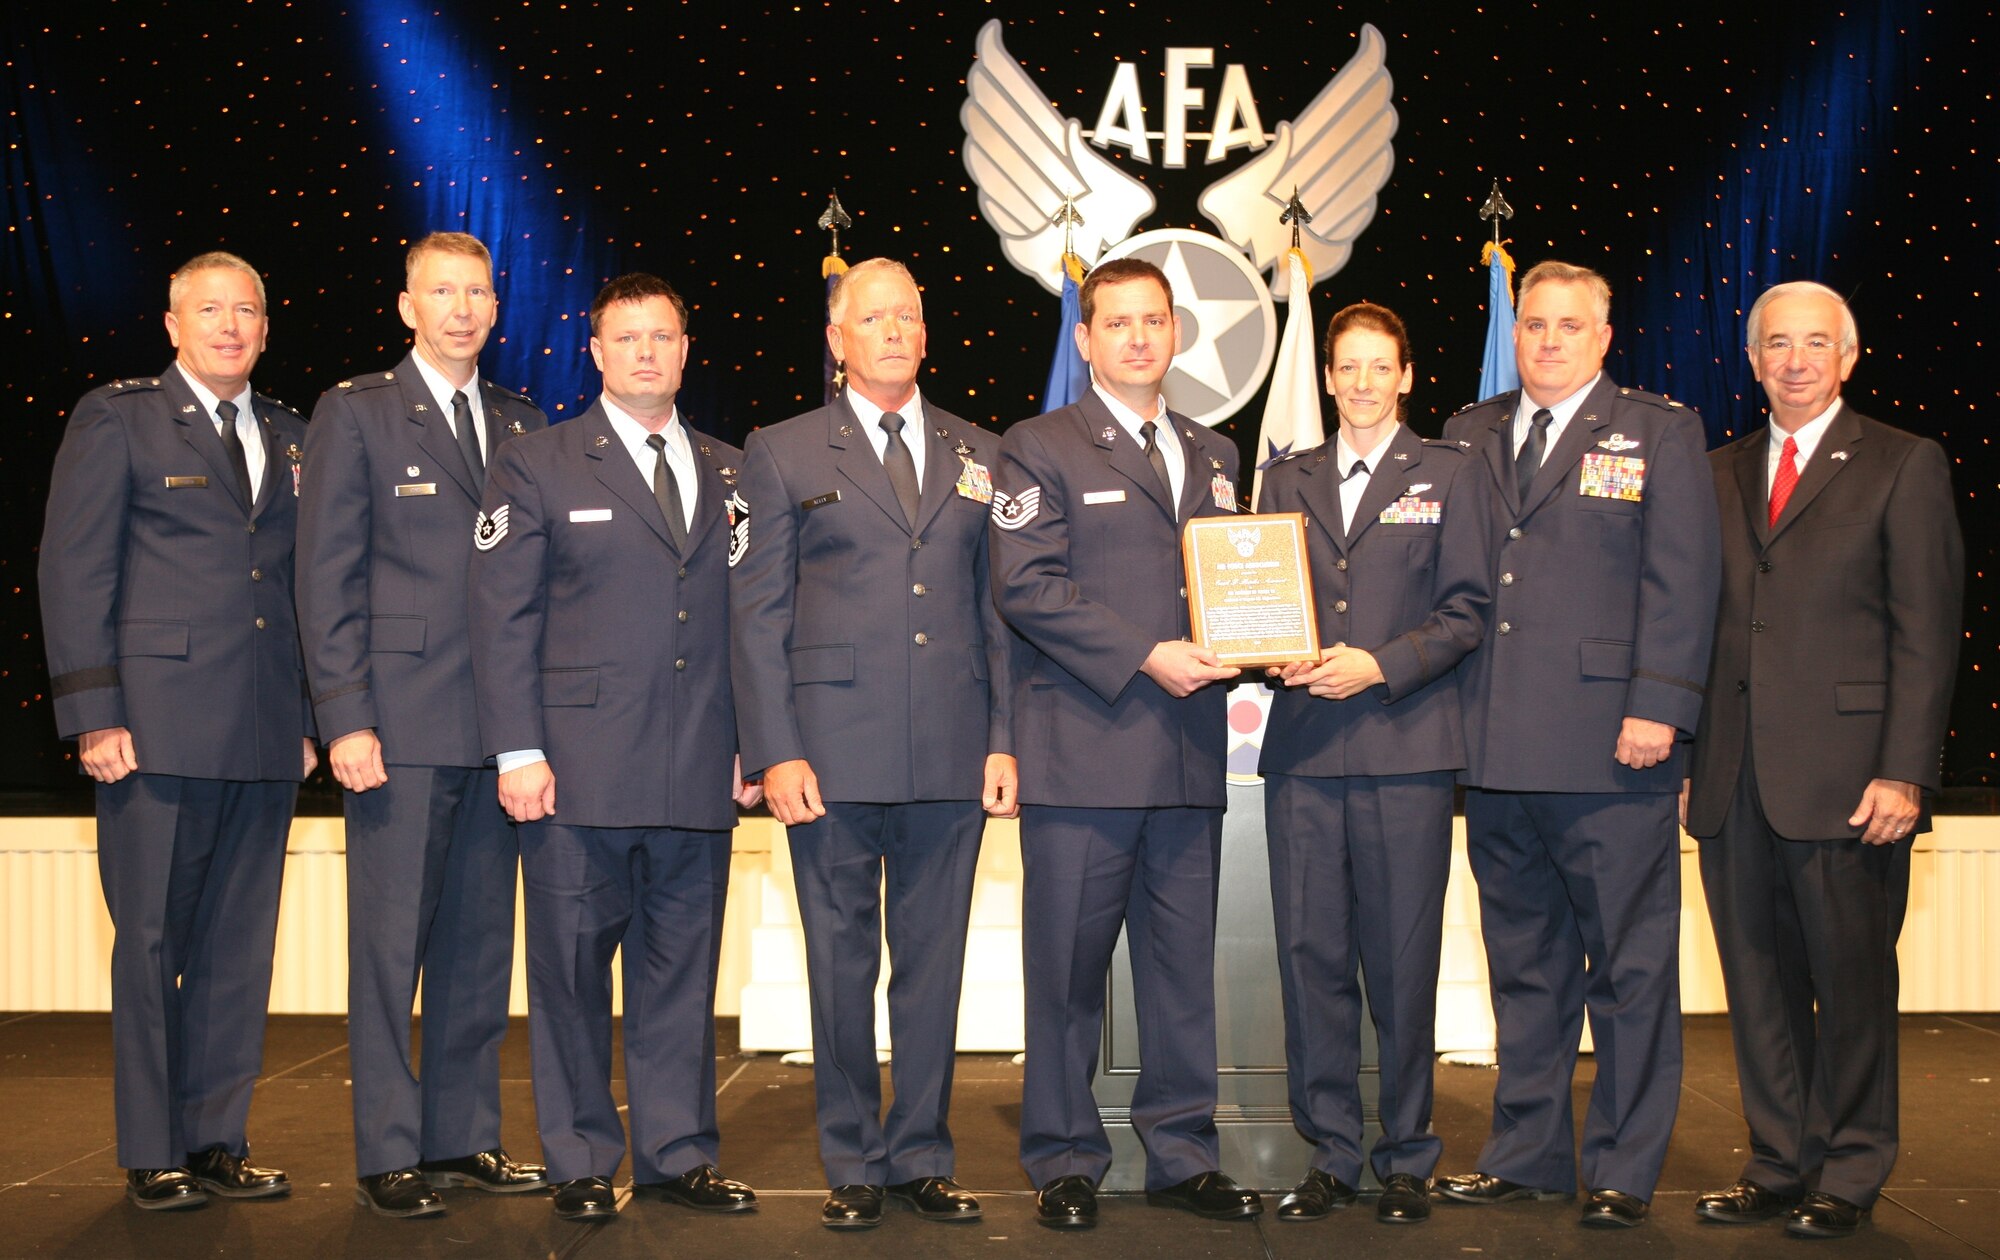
xmin=1182 ymin=512 xmax=1320 ymax=667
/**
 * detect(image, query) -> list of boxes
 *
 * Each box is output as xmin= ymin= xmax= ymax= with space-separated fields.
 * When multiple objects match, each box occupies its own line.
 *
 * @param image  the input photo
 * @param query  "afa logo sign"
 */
xmin=960 ymin=21 xmax=1398 ymax=426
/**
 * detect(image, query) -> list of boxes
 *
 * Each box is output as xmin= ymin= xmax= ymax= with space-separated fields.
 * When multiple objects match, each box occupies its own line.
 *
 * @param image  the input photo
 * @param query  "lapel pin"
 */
xmin=839 ymin=424 xmax=855 ymax=437
xmin=181 ymin=404 xmax=198 ymax=414
xmin=384 ymin=371 xmax=396 ymax=381
xmin=508 ymin=420 xmax=525 ymax=434
xmin=1101 ymin=426 xmax=1118 ymax=442
xmin=414 ymin=403 xmax=428 ymax=413
xmin=1393 ymin=451 xmax=1409 ymax=460
xmin=594 ymin=435 xmax=610 ymax=448
xmin=955 ymin=440 xmax=974 ymax=457
xmin=1830 ymin=450 xmax=1849 ymax=461
xmin=699 ymin=444 xmax=712 ymax=457
xmin=407 ymin=465 xmax=421 ymax=477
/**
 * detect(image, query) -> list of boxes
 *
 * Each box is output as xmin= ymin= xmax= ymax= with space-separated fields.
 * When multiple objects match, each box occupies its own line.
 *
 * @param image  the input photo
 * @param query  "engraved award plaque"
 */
xmin=1182 ymin=513 xmax=1320 ymax=667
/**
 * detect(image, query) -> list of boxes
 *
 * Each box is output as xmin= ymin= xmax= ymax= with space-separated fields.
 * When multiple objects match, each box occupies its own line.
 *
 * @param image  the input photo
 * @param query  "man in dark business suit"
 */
xmin=990 ymin=257 xmax=1260 ymax=1230
xmin=1684 ymin=281 xmax=1962 ymax=1240
xmin=296 ymin=232 xmax=548 ymax=1217
xmin=40 ymin=251 xmax=315 ymax=1211
xmin=1437 ymin=260 xmax=1721 ymax=1228
xmin=468 ymin=273 xmax=760 ymax=1224
xmin=730 ymin=258 xmax=1016 ymax=1229
xmin=1258 ymin=301 xmax=1492 ymax=1226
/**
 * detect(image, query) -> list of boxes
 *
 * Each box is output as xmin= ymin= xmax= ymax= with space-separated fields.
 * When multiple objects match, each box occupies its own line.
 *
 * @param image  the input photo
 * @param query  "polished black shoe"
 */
xmin=1275 ymin=1168 xmax=1357 ymax=1220
xmin=419 ymin=1148 xmax=547 ymax=1194
xmin=1786 ymin=1191 xmax=1867 ymax=1239
xmin=552 ymin=1176 xmax=618 ymax=1222
xmin=1376 ymin=1172 xmax=1433 ymax=1223
xmin=187 ymin=1147 xmax=290 ymax=1199
xmin=355 ymin=1169 xmax=447 ymax=1218
xmin=1580 ymin=1188 xmax=1649 ymax=1228
xmin=634 ymin=1163 xmax=756 ymax=1212
xmin=1438 ymin=1171 xmax=1573 ymax=1204
xmin=821 ymin=1183 xmax=885 ymax=1229
xmin=1145 ymin=1170 xmax=1263 ymax=1220
xmin=1035 ymin=1175 xmax=1097 ymax=1229
xmin=125 ymin=1168 xmax=208 ymax=1211
xmin=889 ymin=1176 xmax=981 ymax=1221
xmin=1695 ymin=1178 xmax=1793 ymax=1223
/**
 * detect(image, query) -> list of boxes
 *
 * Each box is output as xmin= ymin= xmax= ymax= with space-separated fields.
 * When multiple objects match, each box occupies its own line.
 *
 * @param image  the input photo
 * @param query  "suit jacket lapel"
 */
xmin=1347 ymin=427 xmax=1427 ymax=544
xmin=830 ymin=396 xmax=915 ymax=532
xmin=1173 ymin=418 xmax=1214 ymax=522
xmin=1079 ymin=393 xmax=1176 ymax=520
xmin=165 ymin=366 xmax=253 ymax=515
xmin=585 ymin=410 xmax=674 ymax=548
xmin=1478 ymin=404 xmax=1519 ymax=517
xmin=248 ymin=400 xmax=287 ymax=518
xmin=479 ymin=377 xmax=528 ymax=465
xmin=1734 ymin=429 xmax=1773 ymax=548
xmin=400 ymin=357 xmax=480 ymax=502
xmin=1521 ymin=379 xmax=1615 ymax=516
xmin=912 ymin=416 xmax=964 ymax=537
xmin=681 ymin=433 xmax=727 ymax=555
xmin=1769 ymin=406 xmax=1864 ymax=543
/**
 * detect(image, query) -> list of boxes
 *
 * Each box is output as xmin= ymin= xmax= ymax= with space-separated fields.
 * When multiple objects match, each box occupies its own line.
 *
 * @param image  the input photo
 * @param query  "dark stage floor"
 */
xmin=0 ymin=1012 xmax=1993 ymax=1259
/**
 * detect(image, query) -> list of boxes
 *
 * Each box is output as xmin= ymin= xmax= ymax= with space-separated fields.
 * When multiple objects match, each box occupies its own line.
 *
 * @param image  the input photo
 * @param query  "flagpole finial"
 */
xmin=1052 ymin=194 xmax=1084 ymax=266
xmin=1478 ymin=179 xmax=1513 ymax=246
xmin=1280 ymin=185 xmax=1312 ymax=250
xmin=818 ymin=192 xmax=854 ymax=257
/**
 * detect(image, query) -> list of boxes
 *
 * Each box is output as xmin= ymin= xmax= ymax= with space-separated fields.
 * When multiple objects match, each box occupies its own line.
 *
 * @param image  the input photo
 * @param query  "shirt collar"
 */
xmin=845 ymin=386 xmax=925 ymax=436
xmin=1334 ymin=423 xmax=1400 ymax=478
xmin=1092 ymin=382 xmax=1167 ymax=443
xmin=1514 ymin=372 xmax=1603 ymax=429
xmin=600 ymin=394 xmax=685 ymax=462
xmin=1770 ymin=398 xmax=1841 ymax=458
xmin=175 ymin=362 xmax=254 ymax=424
xmin=409 ymin=351 xmax=481 ymax=419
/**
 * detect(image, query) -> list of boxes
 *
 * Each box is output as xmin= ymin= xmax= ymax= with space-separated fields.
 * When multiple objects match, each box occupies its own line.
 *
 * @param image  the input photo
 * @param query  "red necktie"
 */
xmin=1768 ymin=435 xmax=1800 ymax=528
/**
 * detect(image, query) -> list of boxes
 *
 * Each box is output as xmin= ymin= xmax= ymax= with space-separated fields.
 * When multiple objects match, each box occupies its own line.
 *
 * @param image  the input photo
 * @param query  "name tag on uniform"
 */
xmin=802 ymin=491 xmax=842 ymax=512
xmin=569 ymin=508 xmax=613 ymax=522
xmin=394 ymin=483 xmax=437 ymax=497
xmin=1082 ymin=489 xmax=1126 ymax=505
xmin=1578 ymin=452 xmax=1646 ymax=501
xmin=164 ymin=476 xmax=208 ymax=489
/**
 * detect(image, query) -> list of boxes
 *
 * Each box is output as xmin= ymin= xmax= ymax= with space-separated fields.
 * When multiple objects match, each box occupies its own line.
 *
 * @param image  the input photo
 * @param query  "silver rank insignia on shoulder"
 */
xmin=1830 ymin=450 xmax=1850 ymax=461
xmin=1102 ymin=427 xmax=1118 ymax=442
xmin=337 ymin=380 xmax=353 ymax=389
xmin=1459 ymin=439 xmax=1472 ymax=447
xmin=508 ymin=419 xmax=525 ymax=434
xmin=407 ymin=465 xmax=421 ymax=477
xmin=473 ymin=504 xmax=509 ymax=551
xmin=594 ymin=435 xmax=610 ymax=448
xmin=1598 ymin=434 xmax=1641 ymax=452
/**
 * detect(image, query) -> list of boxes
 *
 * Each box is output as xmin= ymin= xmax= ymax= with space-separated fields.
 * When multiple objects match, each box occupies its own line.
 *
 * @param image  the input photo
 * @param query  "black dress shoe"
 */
xmin=821 ymin=1183 xmax=885 ymax=1229
xmin=1145 ymin=1170 xmax=1263 ymax=1220
xmin=1376 ymin=1172 xmax=1433 ymax=1223
xmin=552 ymin=1177 xmax=619 ymax=1222
xmin=187 ymin=1147 xmax=290 ymax=1198
xmin=1036 ymin=1175 xmax=1097 ymax=1229
xmin=419 ymin=1148 xmax=547 ymax=1193
xmin=634 ymin=1163 xmax=756 ymax=1211
xmin=1275 ymin=1168 xmax=1357 ymax=1220
xmin=355 ymin=1169 xmax=447 ymax=1218
xmin=125 ymin=1168 xmax=208 ymax=1211
xmin=1695 ymin=1178 xmax=1793 ymax=1223
xmin=889 ymin=1176 xmax=982 ymax=1221
xmin=1438 ymin=1171 xmax=1573 ymax=1204
xmin=1786 ymin=1191 xmax=1867 ymax=1239
xmin=1580 ymin=1188 xmax=1649 ymax=1228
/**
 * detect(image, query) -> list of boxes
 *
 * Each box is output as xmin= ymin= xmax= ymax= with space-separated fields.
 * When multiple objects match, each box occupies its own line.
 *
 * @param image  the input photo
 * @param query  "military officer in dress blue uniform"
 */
xmin=295 ymin=232 xmax=548 ymax=1217
xmin=40 ymin=252 xmax=315 ymax=1211
xmin=730 ymin=259 xmax=1016 ymax=1229
xmin=1436 ymin=261 xmax=1721 ymax=1228
xmin=468 ymin=273 xmax=761 ymax=1224
xmin=1686 ymin=282 xmax=1962 ymax=1239
xmin=989 ymin=257 xmax=1261 ymax=1230
xmin=1257 ymin=302 xmax=1493 ymax=1226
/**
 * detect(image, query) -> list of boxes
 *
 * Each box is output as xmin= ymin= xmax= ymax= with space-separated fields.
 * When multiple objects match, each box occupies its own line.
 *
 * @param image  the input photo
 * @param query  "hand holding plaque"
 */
xmin=1182 ymin=513 xmax=1320 ymax=668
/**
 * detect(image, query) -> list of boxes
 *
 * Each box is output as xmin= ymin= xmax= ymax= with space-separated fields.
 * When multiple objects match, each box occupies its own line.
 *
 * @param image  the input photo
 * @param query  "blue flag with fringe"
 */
xmin=1480 ymin=242 xmax=1520 ymax=397
xmin=1043 ymin=256 xmax=1089 ymax=410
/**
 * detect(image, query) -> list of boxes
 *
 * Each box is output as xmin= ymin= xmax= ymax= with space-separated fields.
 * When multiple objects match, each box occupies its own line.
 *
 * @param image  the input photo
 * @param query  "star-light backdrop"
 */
xmin=4 ymin=1 xmax=1994 ymax=801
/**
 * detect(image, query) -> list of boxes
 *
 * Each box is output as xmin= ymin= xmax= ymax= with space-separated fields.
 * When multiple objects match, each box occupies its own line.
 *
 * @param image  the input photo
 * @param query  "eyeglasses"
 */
xmin=1757 ymin=336 xmax=1846 ymax=358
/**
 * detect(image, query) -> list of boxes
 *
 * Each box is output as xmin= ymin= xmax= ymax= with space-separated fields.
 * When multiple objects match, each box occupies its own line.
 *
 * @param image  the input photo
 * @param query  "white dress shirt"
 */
xmin=1768 ymin=399 xmax=1841 ymax=492
xmin=846 ymin=387 xmax=928 ymax=488
xmin=409 ymin=352 xmax=487 ymax=462
xmin=177 ymin=364 xmax=264 ymax=497
xmin=1093 ymin=383 xmax=1184 ymax=505
xmin=1512 ymin=372 xmax=1604 ymax=457
xmin=1335 ymin=423 xmax=1400 ymax=534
